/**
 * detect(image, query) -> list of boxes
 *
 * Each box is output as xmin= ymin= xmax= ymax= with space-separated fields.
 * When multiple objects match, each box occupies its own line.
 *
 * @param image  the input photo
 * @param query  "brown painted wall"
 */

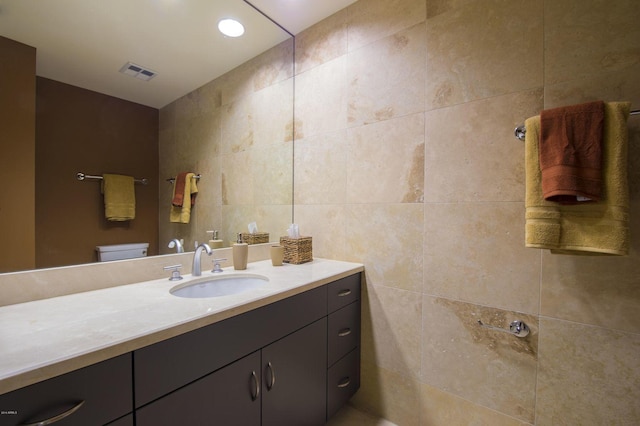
xmin=0 ymin=37 xmax=36 ymax=273
xmin=35 ymin=77 xmax=159 ymax=268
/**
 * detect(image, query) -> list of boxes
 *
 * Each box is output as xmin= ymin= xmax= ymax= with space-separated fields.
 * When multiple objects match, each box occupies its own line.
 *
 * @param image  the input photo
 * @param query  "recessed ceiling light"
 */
xmin=218 ymin=18 xmax=245 ymax=37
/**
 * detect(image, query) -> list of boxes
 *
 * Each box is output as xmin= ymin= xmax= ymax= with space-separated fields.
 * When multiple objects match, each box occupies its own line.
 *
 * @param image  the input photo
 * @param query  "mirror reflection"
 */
xmin=0 ymin=0 xmax=294 ymax=273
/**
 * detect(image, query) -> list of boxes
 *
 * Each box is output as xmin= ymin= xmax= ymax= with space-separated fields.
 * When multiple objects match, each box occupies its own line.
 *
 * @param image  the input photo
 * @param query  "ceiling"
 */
xmin=0 ymin=0 xmax=356 ymax=109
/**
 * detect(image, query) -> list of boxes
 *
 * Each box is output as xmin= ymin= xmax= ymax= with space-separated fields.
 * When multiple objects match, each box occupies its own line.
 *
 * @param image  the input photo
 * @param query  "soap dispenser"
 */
xmin=232 ymin=233 xmax=248 ymax=270
xmin=207 ymin=230 xmax=224 ymax=249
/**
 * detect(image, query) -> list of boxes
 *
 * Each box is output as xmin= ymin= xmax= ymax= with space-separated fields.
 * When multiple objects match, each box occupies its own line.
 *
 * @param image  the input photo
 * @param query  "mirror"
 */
xmin=0 ymin=0 xmax=294 ymax=273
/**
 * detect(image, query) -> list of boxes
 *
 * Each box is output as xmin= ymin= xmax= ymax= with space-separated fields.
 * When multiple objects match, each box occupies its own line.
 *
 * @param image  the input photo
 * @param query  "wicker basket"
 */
xmin=279 ymin=236 xmax=313 ymax=264
xmin=242 ymin=232 xmax=269 ymax=245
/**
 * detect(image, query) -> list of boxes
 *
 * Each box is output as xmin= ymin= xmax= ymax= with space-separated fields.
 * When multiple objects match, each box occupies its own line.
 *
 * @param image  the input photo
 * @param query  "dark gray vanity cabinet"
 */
xmin=0 ymin=354 xmax=132 ymax=426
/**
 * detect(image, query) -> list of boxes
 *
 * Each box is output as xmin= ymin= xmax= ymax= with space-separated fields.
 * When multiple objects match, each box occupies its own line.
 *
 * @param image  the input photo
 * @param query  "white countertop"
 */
xmin=0 ymin=258 xmax=363 ymax=395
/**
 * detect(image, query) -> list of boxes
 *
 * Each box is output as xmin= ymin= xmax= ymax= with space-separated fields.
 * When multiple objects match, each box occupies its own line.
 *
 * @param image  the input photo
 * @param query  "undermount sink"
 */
xmin=170 ymin=274 xmax=268 ymax=299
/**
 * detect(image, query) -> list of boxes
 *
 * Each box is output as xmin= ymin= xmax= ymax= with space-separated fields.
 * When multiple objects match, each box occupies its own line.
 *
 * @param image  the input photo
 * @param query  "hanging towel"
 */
xmin=525 ymin=102 xmax=631 ymax=256
xmin=170 ymin=172 xmax=198 ymax=223
xmin=102 ymin=174 xmax=135 ymax=221
xmin=539 ymin=100 xmax=604 ymax=204
xmin=172 ymin=172 xmax=188 ymax=207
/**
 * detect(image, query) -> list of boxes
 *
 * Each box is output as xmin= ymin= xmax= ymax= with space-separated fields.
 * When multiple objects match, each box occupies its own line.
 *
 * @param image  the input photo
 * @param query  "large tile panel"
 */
xmin=294 ymin=130 xmax=348 ymax=206
xmin=294 ymin=56 xmax=348 ymax=139
xmin=346 ymin=113 xmax=425 ymax=204
xmin=536 ymin=318 xmax=640 ymax=425
xmin=347 ymin=23 xmax=426 ymax=127
xmin=295 ymin=8 xmax=348 ymax=75
xmin=424 ymin=202 xmax=541 ymax=314
xmin=420 ymin=382 xmax=530 ymax=426
xmin=421 ymin=295 xmax=538 ymax=423
xmin=347 ymin=0 xmax=426 ymax=52
xmin=424 ymin=90 xmax=543 ymax=203
xmin=544 ymin=0 xmax=640 ymax=87
xmin=425 ymin=0 xmax=543 ymax=110
xmin=361 ymin=283 xmax=422 ymax=379
xmin=345 ymin=203 xmax=424 ymax=292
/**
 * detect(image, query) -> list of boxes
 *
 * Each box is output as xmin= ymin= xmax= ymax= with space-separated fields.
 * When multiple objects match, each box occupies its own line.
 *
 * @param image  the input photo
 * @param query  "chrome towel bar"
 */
xmin=514 ymin=109 xmax=639 ymax=141
xmin=76 ymin=172 xmax=148 ymax=185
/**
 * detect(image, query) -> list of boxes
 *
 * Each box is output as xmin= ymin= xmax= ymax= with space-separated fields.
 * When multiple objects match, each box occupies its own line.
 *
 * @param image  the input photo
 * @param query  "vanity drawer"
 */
xmin=327 ymin=348 xmax=360 ymax=420
xmin=327 ymin=273 xmax=360 ymax=313
xmin=327 ymin=301 xmax=360 ymax=367
xmin=0 ymin=354 xmax=132 ymax=426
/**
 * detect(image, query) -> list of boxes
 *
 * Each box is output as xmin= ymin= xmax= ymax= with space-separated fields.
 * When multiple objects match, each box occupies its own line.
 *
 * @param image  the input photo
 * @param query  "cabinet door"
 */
xmin=136 ymin=351 xmax=261 ymax=426
xmin=261 ymin=318 xmax=327 ymax=426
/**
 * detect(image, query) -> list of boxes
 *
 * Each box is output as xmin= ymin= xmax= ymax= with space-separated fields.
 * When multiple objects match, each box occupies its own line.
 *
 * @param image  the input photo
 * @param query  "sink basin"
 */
xmin=170 ymin=275 xmax=268 ymax=299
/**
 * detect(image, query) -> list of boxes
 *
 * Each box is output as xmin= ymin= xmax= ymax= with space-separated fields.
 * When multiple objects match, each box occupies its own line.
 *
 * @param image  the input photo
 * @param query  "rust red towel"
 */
xmin=539 ymin=101 xmax=604 ymax=204
xmin=172 ymin=172 xmax=188 ymax=207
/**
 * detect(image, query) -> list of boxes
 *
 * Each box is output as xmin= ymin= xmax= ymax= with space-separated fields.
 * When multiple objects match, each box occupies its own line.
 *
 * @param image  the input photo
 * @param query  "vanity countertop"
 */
xmin=0 ymin=258 xmax=363 ymax=395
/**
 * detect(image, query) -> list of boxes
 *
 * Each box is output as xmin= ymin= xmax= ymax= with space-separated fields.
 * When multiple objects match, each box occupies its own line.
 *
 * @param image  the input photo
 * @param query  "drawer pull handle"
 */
xmin=250 ymin=370 xmax=260 ymax=401
xmin=266 ymin=362 xmax=276 ymax=390
xmin=337 ymin=377 xmax=351 ymax=388
xmin=337 ymin=289 xmax=352 ymax=297
xmin=21 ymin=400 xmax=85 ymax=426
xmin=338 ymin=328 xmax=352 ymax=337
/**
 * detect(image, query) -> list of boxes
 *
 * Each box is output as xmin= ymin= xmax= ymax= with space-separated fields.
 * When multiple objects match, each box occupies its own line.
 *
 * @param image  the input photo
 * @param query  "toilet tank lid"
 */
xmin=95 ymin=243 xmax=149 ymax=252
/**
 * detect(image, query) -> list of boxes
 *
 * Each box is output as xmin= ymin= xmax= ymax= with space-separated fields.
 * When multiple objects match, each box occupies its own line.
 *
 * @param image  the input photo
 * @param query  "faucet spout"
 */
xmin=192 ymin=243 xmax=212 ymax=276
xmin=168 ymin=238 xmax=184 ymax=253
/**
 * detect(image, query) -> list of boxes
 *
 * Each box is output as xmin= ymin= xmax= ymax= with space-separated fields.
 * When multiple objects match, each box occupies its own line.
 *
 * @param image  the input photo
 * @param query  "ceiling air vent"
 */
xmin=119 ymin=62 xmax=157 ymax=81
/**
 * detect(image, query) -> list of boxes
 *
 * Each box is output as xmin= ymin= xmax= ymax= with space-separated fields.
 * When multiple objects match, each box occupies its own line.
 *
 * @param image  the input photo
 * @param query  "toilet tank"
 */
xmin=96 ymin=243 xmax=149 ymax=262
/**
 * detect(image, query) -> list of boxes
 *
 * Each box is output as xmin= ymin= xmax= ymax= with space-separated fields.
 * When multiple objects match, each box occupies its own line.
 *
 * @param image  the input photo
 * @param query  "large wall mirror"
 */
xmin=0 ymin=0 xmax=294 ymax=273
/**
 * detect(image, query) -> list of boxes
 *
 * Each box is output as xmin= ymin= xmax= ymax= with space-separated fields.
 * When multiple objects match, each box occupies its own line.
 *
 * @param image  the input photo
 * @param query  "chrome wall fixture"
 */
xmin=477 ymin=319 xmax=530 ymax=338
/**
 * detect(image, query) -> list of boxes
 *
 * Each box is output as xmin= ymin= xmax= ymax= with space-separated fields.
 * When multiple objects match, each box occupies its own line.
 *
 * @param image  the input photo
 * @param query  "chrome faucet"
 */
xmin=168 ymin=238 xmax=184 ymax=253
xmin=192 ymin=243 xmax=212 ymax=276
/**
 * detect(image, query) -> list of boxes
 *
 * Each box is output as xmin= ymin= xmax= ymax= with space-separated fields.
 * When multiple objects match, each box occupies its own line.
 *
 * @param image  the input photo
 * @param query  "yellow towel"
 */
xmin=525 ymin=102 xmax=631 ymax=255
xmin=102 ymin=174 xmax=135 ymax=221
xmin=169 ymin=172 xmax=198 ymax=224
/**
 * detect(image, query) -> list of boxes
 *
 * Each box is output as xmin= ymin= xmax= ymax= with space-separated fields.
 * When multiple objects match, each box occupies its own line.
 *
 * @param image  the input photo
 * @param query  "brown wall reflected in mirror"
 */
xmin=35 ymin=78 xmax=159 ymax=269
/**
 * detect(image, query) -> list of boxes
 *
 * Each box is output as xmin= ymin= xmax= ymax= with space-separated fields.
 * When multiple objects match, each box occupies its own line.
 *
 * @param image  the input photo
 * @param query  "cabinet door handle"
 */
xmin=338 ymin=328 xmax=352 ymax=337
xmin=250 ymin=370 xmax=260 ymax=401
xmin=266 ymin=362 xmax=276 ymax=390
xmin=21 ymin=400 xmax=85 ymax=426
xmin=337 ymin=289 xmax=352 ymax=297
xmin=337 ymin=377 xmax=351 ymax=388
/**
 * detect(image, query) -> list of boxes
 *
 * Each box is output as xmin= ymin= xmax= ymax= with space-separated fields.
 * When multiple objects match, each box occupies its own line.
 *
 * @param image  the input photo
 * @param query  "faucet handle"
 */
xmin=211 ymin=258 xmax=227 ymax=273
xmin=163 ymin=264 xmax=183 ymax=281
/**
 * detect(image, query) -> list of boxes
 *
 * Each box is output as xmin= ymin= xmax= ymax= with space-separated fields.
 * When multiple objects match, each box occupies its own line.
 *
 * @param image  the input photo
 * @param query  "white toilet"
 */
xmin=96 ymin=243 xmax=149 ymax=262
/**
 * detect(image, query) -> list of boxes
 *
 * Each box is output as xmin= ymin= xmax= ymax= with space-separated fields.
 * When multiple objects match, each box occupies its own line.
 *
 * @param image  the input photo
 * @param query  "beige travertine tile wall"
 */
xmin=294 ymin=0 xmax=640 ymax=424
xmin=158 ymin=39 xmax=294 ymax=251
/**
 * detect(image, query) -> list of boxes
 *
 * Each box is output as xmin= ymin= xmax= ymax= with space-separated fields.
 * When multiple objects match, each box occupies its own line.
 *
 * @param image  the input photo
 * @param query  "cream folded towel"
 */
xmin=169 ymin=172 xmax=198 ymax=224
xmin=102 ymin=174 xmax=135 ymax=221
xmin=525 ymin=102 xmax=631 ymax=255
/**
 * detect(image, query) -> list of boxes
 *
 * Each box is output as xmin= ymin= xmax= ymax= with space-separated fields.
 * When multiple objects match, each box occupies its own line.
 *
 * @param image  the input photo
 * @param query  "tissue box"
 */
xmin=242 ymin=232 xmax=269 ymax=245
xmin=279 ymin=236 xmax=313 ymax=264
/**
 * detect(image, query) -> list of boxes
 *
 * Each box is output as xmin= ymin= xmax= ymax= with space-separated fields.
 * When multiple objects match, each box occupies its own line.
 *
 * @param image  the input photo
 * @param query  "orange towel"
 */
xmin=539 ymin=101 xmax=604 ymax=204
